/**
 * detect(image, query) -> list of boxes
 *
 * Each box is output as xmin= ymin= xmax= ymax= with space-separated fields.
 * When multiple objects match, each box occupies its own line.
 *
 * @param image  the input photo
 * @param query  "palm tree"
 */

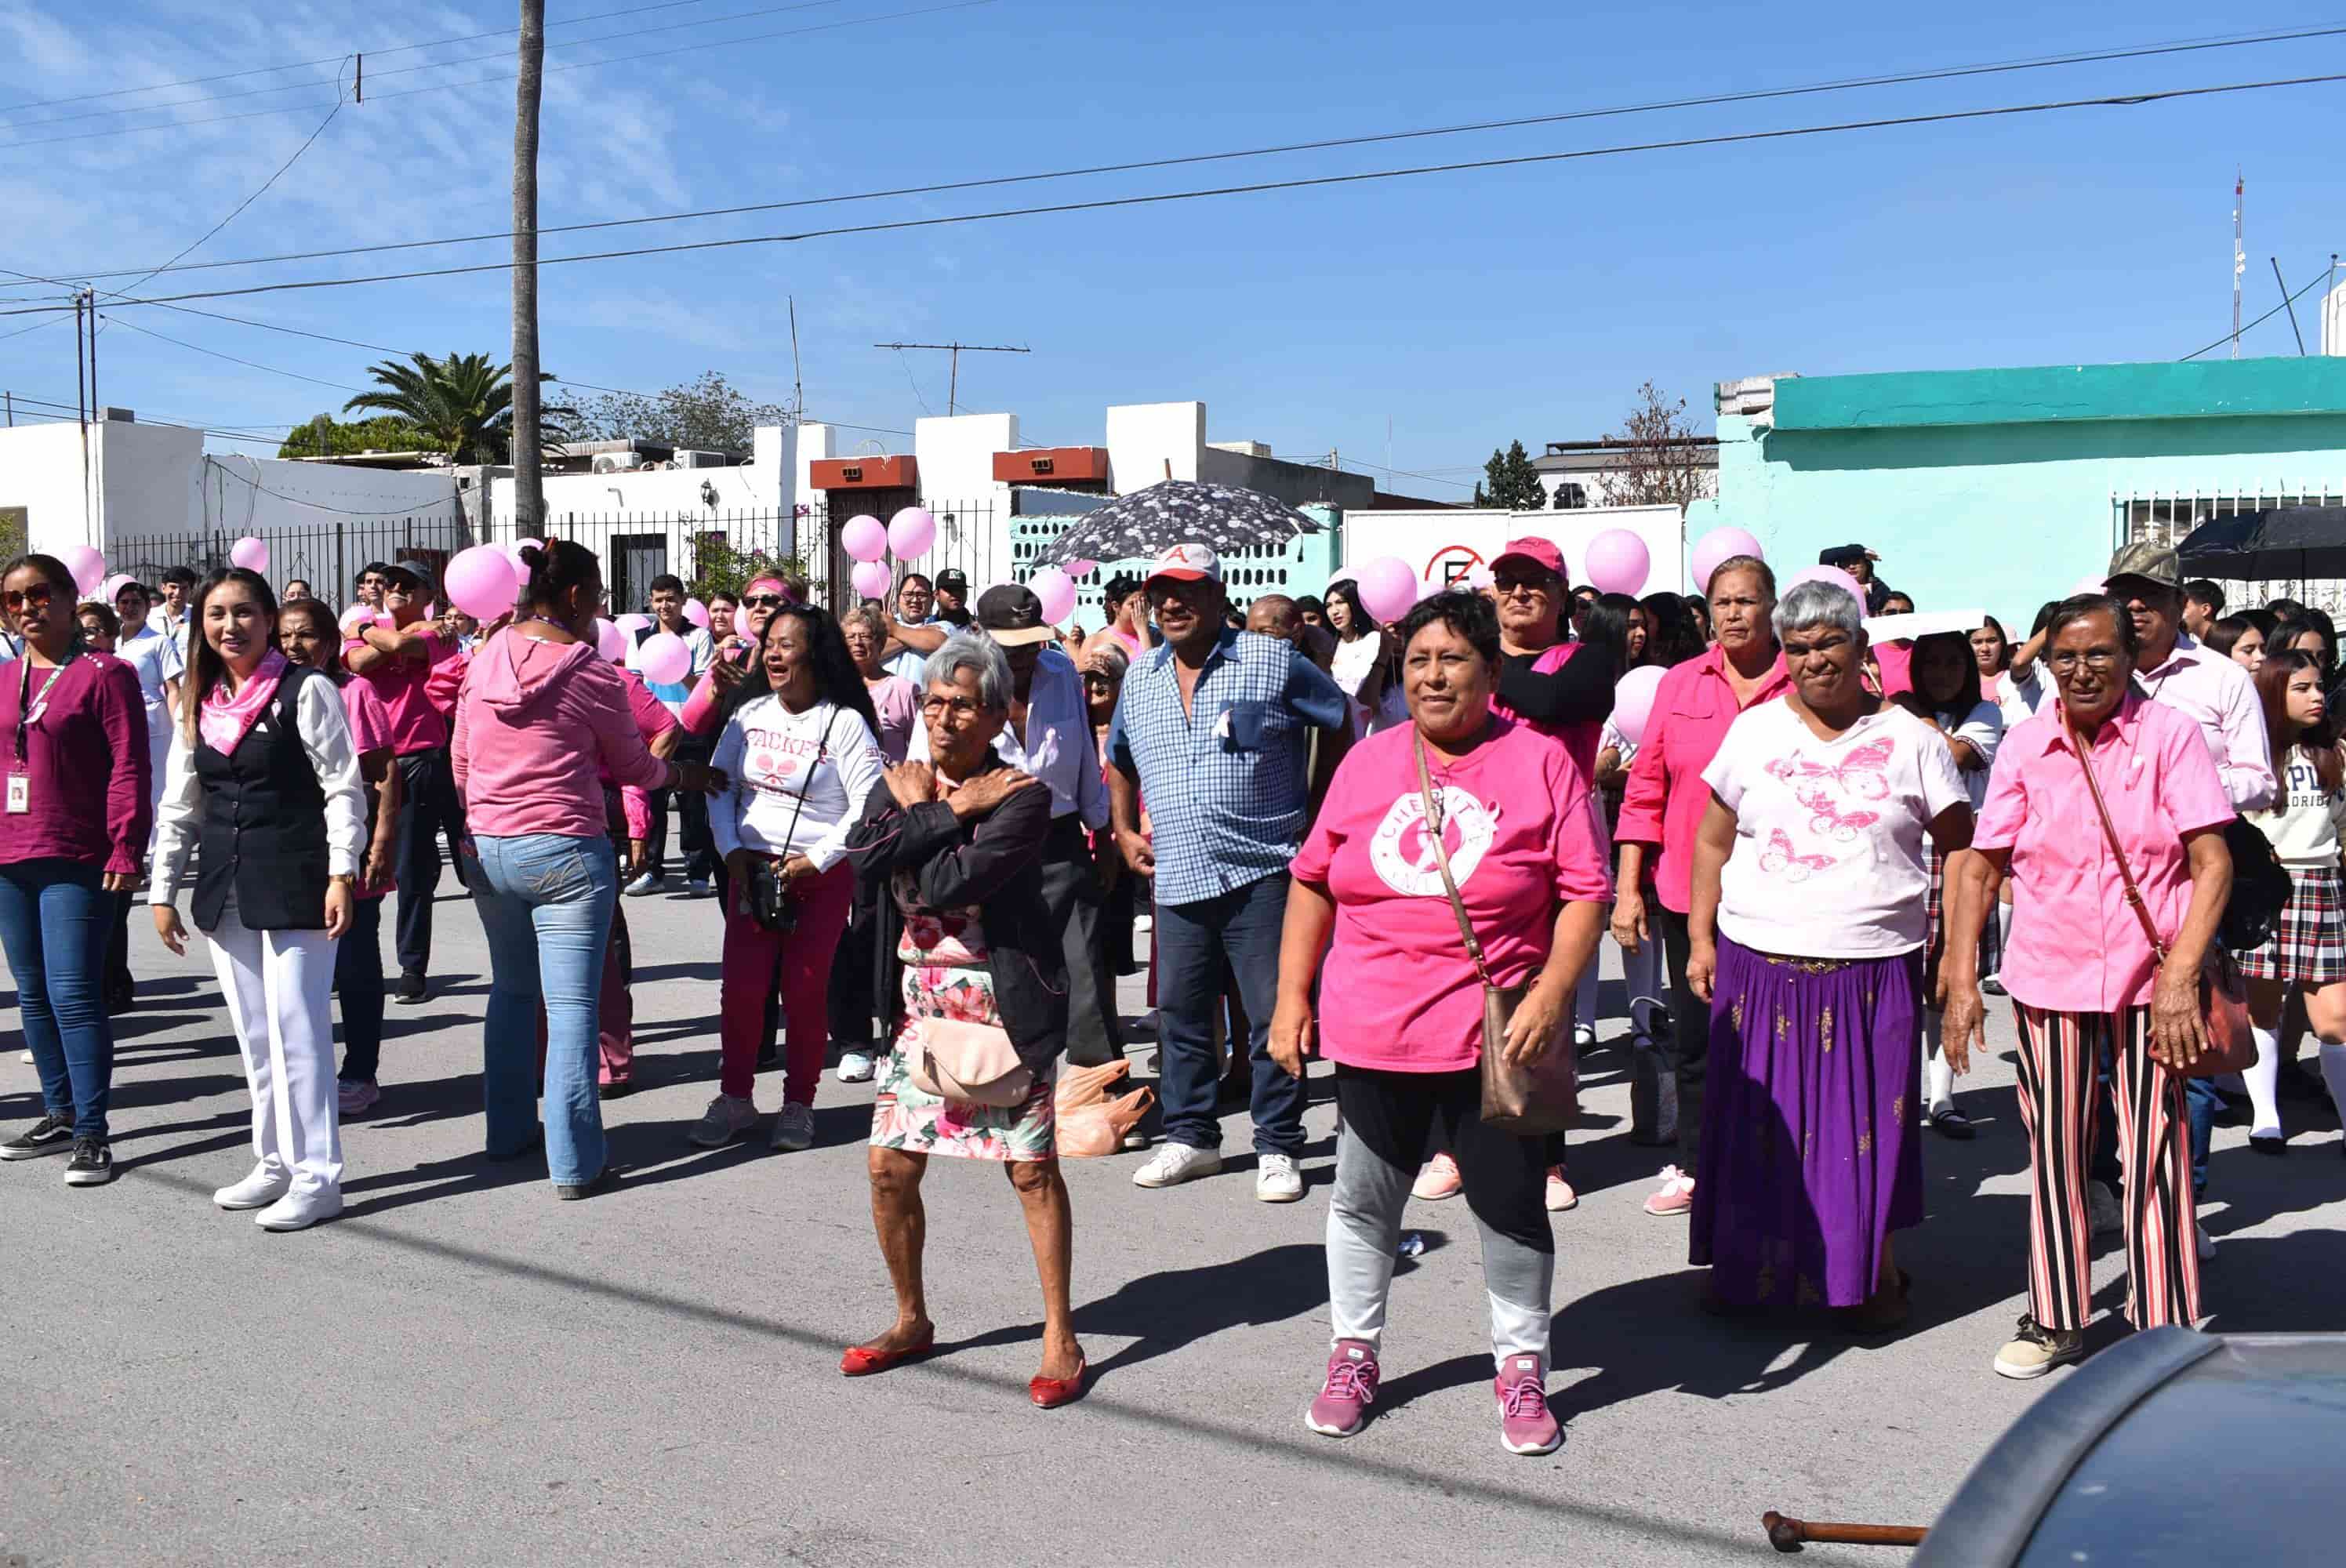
xmin=341 ymin=351 xmax=574 ymax=464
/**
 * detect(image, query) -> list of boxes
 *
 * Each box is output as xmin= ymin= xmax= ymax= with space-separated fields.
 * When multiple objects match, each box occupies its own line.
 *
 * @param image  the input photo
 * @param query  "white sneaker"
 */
xmin=770 ymin=1102 xmax=815 ymax=1152
xmin=623 ymin=871 xmax=666 ymax=897
xmin=213 ymin=1163 xmax=291 ymax=1210
xmin=1256 ymin=1152 xmax=1304 ymax=1203
xmin=255 ymin=1186 xmax=341 ymax=1232
xmin=16 ymin=1048 xmax=31 ymax=1064
xmin=2089 ymin=1179 xmax=2123 ymax=1237
xmin=688 ymin=1093 xmax=759 ymax=1149
xmin=2196 ymin=1221 xmax=2216 ymax=1262
xmin=836 ymin=1051 xmax=876 ymax=1083
xmin=1571 ymin=1025 xmax=1596 ymax=1050
xmin=1132 ymin=1142 xmax=1221 ymax=1189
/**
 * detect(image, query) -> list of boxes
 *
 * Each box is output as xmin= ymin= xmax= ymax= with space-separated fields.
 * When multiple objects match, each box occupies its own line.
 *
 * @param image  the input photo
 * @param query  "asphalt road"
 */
xmin=5 ymin=873 xmax=2342 ymax=1567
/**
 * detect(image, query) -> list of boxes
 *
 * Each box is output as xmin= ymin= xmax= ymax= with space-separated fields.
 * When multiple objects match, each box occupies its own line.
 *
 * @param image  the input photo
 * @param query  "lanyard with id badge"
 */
xmin=11 ymin=652 xmax=73 ymax=814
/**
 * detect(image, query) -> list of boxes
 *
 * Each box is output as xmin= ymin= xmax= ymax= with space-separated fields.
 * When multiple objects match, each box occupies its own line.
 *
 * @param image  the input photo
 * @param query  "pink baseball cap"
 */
xmin=1491 ymin=537 xmax=1566 ymax=579
xmin=1145 ymin=542 xmax=1222 ymax=584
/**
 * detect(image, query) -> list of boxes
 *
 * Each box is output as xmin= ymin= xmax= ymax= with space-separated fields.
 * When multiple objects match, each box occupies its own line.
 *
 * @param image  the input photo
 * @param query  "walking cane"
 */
xmin=1762 ymin=1511 xmax=1928 ymax=1552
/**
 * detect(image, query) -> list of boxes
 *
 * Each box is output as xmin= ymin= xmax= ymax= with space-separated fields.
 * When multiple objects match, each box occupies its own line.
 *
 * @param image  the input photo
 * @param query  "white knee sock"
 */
xmin=2318 ymin=1043 xmax=2346 ymax=1138
xmin=1994 ymin=903 xmax=2014 ymax=974
xmin=2246 ymin=1024 xmax=2283 ymax=1136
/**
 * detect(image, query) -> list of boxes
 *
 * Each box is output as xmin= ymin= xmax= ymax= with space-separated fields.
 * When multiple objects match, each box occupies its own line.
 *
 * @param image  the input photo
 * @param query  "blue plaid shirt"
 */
xmin=1108 ymin=628 xmax=1349 ymax=906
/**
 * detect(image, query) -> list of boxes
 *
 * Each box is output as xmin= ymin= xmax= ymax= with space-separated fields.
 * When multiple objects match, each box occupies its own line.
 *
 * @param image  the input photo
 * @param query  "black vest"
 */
xmin=191 ymin=665 xmax=332 ymax=932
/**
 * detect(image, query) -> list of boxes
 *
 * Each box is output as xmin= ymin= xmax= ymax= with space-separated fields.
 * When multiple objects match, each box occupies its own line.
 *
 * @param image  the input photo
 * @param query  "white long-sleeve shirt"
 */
xmin=710 ymin=695 xmax=884 ymax=872
xmin=147 ymin=671 xmax=368 ymax=902
xmin=904 ymin=644 xmax=1109 ymax=829
xmin=2135 ymin=633 xmax=2275 ymax=811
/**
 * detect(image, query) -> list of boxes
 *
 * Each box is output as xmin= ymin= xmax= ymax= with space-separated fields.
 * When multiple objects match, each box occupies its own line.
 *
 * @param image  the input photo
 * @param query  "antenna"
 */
xmin=873 ymin=341 xmax=1030 ymax=416
xmin=2232 ymin=170 xmax=2245 ymax=360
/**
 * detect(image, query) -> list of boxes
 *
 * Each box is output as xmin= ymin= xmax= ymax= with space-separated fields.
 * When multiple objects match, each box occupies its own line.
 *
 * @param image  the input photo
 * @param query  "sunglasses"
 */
xmin=1083 ymin=673 xmax=1118 ymax=691
xmin=742 ymin=594 xmax=786 ymax=608
xmin=2 ymin=585 xmax=56 ymax=612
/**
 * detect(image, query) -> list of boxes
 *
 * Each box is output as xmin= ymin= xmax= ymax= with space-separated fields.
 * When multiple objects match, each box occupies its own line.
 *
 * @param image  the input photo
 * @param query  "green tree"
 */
xmin=1471 ymin=439 xmax=1546 ymax=510
xmin=688 ymin=535 xmax=811 ymax=602
xmin=575 ymin=371 xmax=790 ymax=456
xmin=277 ymin=412 xmax=427 ymax=459
xmin=340 ymin=351 xmax=576 ymax=464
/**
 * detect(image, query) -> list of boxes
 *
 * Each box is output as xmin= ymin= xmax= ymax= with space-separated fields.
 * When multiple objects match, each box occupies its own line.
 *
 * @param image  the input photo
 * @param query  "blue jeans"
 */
xmin=0 ymin=859 xmax=114 ymax=1138
xmin=1156 ymin=873 xmax=1303 ymax=1156
xmin=2184 ymin=1075 xmax=2220 ymax=1200
xmin=470 ymin=834 xmax=617 ymax=1185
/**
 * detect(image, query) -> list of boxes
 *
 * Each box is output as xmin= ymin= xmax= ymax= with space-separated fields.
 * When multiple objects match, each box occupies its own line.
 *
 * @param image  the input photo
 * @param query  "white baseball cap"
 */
xmin=1145 ymin=542 xmax=1222 ymax=585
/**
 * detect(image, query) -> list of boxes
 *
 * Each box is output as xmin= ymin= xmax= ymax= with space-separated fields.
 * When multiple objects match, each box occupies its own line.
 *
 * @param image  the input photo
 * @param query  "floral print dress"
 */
xmin=868 ymin=873 xmax=1057 ymax=1162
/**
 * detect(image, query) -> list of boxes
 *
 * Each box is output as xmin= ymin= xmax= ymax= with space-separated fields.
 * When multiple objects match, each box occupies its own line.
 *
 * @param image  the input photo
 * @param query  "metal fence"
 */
xmin=2112 ymin=481 xmax=2346 ymax=614
xmin=104 ymin=498 xmax=1001 ymax=618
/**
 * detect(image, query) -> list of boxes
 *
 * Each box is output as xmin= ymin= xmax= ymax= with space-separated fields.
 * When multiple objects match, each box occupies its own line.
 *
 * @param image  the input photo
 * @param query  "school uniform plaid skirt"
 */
xmin=1923 ymin=841 xmax=2002 ymax=984
xmin=2236 ymin=865 xmax=2346 ymax=985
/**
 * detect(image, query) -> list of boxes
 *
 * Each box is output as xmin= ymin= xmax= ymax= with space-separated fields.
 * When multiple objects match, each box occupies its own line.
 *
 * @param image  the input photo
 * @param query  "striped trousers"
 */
xmin=2013 ymin=1005 xmax=2202 ymax=1332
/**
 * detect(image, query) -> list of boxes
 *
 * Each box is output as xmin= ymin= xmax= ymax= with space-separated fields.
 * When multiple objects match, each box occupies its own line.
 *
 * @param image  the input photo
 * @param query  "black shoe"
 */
xmin=394 ymin=971 xmax=427 ymax=1005
xmin=597 ymin=1080 xmax=635 ymax=1101
xmin=104 ymin=978 xmax=135 ymax=1014
xmin=2250 ymin=1132 xmax=2288 ymax=1156
xmin=1929 ymin=1106 xmax=1977 ymax=1141
xmin=554 ymin=1166 xmax=619 ymax=1201
xmin=63 ymin=1138 xmax=114 ymax=1186
xmin=1 ymin=1112 xmax=77 ymax=1160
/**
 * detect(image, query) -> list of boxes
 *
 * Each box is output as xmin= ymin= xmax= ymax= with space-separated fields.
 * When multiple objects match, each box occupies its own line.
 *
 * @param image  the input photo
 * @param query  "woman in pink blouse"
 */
xmin=1943 ymin=595 xmax=2233 ymax=1381
xmin=0 ymin=554 xmax=151 ymax=1185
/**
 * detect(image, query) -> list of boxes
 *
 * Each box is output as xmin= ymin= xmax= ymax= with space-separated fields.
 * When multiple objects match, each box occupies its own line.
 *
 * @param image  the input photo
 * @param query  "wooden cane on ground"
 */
xmin=1763 ymin=1511 xmax=1929 ymax=1552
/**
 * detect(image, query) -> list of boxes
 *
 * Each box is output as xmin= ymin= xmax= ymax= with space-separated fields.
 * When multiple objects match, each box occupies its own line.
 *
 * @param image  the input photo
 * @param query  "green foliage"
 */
xmin=341 ymin=351 xmax=576 ymax=464
xmin=688 ymin=534 xmax=811 ymax=601
xmin=1473 ymin=439 xmax=1546 ymax=510
xmin=277 ymin=412 xmax=427 ymax=459
xmin=574 ymin=371 xmax=790 ymax=456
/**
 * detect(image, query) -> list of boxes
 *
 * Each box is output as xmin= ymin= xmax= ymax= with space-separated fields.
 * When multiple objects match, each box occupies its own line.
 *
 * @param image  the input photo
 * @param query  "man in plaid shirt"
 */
xmin=1108 ymin=543 xmax=1351 ymax=1202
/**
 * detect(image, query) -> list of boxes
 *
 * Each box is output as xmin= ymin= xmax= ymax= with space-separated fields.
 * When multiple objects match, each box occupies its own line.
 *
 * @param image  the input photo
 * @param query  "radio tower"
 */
xmin=2232 ymin=171 xmax=2245 ymax=360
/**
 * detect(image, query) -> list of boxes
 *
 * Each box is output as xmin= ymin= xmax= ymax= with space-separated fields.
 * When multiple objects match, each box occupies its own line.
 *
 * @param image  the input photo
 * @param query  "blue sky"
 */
xmin=3 ymin=0 xmax=2341 ymax=496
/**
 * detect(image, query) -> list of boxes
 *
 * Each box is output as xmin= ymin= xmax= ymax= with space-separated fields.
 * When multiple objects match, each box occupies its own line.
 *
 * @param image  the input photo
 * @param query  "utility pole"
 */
xmin=510 ymin=0 xmax=546 ymax=535
xmin=2232 ymin=170 xmax=2245 ymax=361
xmin=873 ymin=342 xmax=1030 ymax=416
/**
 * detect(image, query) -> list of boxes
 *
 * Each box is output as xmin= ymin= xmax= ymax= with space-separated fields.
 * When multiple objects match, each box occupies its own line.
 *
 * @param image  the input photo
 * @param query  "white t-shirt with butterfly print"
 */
xmin=1700 ymin=699 xmax=1970 ymax=959
xmin=710 ymin=695 xmax=884 ymax=873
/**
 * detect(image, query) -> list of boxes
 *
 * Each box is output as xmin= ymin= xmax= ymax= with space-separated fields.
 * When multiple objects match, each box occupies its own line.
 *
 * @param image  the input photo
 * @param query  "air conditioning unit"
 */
xmin=591 ymin=452 xmax=648 ymax=474
xmin=673 ymin=449 xmax=728 ymax=468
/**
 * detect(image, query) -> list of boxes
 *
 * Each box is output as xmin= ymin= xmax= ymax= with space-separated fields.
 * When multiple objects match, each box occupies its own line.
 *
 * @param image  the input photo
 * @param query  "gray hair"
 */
xmin=1086 ymin=641 xmax=1131 ymax=681
xmin=922 ymin=632 xmax=1012 ymax=713
xmin=1771 ymin=579 xmax=1865 ymax=641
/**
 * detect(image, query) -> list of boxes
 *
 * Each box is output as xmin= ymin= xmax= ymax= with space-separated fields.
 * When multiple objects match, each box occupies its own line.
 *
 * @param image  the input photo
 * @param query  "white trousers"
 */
xmin=205 ymin=914 xmax=343 ymax=1195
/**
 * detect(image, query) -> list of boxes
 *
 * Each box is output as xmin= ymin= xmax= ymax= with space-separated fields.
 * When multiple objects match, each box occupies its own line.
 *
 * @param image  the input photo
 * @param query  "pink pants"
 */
xmin=719 ymin=861 xmax=854 ymax=1105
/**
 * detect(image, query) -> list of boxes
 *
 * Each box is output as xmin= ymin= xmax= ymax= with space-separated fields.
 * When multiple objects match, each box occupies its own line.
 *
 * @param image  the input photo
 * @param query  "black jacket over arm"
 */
xmin=844 ymin=757 xmax=1069 ymax=1075
xmin=1494 ymin=643 xmax=1620 ymax=728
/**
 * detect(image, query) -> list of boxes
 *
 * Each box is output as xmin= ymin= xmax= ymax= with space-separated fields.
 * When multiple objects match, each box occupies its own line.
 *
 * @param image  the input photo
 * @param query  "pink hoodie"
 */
xmin=453 ymin=628 xmax=673 ymax=840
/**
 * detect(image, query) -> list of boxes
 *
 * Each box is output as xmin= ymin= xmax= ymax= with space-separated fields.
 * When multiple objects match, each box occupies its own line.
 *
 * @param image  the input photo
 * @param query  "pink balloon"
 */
xmin=634 ymin=630 xmax=691 ymax=686
xmin=596 ymin=619 xmax=626 ymax=663
xmin=888 ymin=507 xmax=937 ymax=560
xmin=339 ymin=604 xmax=374 ymax=635
xmin=850 ymin=559 xmax=893 ymax=601
xmin=841 ymin=514 xmax=888 ymax=563
xmin=445 ymin=544 xmax=519 ymax=621
xmin=1064 ymin=558 xmax=1099 ymax=578
xmin=616 ymin=612 xmax=652 ymax=634
xmin=228 ymin=535 xmax=269 ymax=573
xmin=1028 ymin=566 xmax=1077 ymax=625
xmin=683 ymin=597 xmax=710 ymax=629
xmin=422 ymin=601 xmax=438 ymax=622
xmin=1353 ymin=556 xmax=1420 ymax=624
xmin=58 ymin=545 xmax=104 ymax=597
xmin=1612 ymin=665 xmax=1669 ymax=747
xmin=1582 ymin=528 xmax=1651 ymax=595
xmin=1785 ymin=564 xmax=1864 ymax=602
xmin=97 ymin=572 xmax=134 ymax=604
xmin=1690 ymin=527 xmax=1763 ymax=592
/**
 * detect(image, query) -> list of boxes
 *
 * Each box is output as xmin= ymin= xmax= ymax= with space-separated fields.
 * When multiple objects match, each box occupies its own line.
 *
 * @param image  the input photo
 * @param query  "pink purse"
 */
xmin=905 ymin=1018 xmax=1034 ymax=1106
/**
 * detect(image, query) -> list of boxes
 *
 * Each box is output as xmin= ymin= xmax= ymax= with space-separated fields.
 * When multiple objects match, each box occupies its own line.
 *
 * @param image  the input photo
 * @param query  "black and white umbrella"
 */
xmin=1030 ymin=480 xmax=1323 ymax=569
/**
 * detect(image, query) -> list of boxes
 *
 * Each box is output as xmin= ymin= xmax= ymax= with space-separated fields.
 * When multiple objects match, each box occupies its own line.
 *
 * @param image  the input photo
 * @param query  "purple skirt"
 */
xmin=1690 ymin=935 xmax=1923 ymax=1308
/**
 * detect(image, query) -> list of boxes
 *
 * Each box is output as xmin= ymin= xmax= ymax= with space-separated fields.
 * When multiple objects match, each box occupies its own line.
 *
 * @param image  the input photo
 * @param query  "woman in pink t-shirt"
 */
xmin=1270 ymin=591 xmax=1609 ymax=1456
xmin=1941 ymin=596 xmax=2231 ymax=1381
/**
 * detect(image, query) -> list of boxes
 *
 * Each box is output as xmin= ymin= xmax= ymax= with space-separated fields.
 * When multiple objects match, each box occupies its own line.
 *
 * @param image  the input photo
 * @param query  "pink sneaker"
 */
xmin=1306 ymin=1339 xmax=1380 ymax=1437
xmin=1643 ymin=1164 xmax=1695 ymax=1216
xmin=1545 ymin=1166 xmax=1578 ymax=1212
xmin=337 ymin=1079 xmax=380 ymax=1116
xmin=1411 ymin=1152 xmax=1462 ymax=1202
xmin=1495 ymin=1354 xmax=1562 ymax=1454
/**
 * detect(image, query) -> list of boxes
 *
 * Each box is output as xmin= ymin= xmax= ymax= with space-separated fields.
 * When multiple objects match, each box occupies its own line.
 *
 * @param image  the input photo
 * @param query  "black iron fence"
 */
xmin=106 ymin=498 xmax=1001 ymax=618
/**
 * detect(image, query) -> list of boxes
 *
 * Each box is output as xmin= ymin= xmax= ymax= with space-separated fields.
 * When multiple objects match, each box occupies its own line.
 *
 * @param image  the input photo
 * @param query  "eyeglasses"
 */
xmin=2046 ymin=650 xmax=2122 ymax=673
xmin=1083 ymin=674 xmax=1118 ymax=691
xmin=2 ymin=585 xmax=56 ymax=612
xmin=742 ymin=594 xmax=785 ymax=608
xmin=921 ymin=695 xmax=984 ymax=720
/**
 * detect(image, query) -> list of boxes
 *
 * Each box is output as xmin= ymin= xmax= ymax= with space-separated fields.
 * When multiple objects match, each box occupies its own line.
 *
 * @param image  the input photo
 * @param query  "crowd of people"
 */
xmin=4 ymin=526 xmax=2342 ymax=1446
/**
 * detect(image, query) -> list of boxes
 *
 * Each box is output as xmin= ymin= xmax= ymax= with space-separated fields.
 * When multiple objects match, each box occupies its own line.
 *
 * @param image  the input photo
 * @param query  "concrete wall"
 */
xmin=1339 ymin=504 xmax=1687 ymax=600
xmin=1693 ymin=358 xmax=2346 ymax=619
xmin=1105 ymin=401 xmax=1204 ymax=489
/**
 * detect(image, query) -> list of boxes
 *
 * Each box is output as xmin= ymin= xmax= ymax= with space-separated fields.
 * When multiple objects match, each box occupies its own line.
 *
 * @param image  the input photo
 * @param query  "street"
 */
xmin=5 ymin=873 xmax=2342 ymax=1567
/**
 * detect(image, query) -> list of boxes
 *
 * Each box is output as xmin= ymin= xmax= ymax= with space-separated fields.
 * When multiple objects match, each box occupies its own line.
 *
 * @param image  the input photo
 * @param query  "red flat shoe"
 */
xmin=1029 ymin=1355 xmax=1088 ymax=1410
xmin=840 ymin=1330 xmax=935 ymax=1377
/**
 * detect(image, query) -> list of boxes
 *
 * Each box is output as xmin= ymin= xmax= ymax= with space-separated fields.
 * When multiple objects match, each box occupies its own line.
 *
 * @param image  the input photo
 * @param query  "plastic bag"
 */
xmin=1055 ymin=1058 xmax=1153 ymax=1159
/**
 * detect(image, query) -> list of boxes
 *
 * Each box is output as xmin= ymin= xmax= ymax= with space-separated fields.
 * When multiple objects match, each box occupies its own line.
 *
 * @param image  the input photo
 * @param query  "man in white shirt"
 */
xmin=626 ymin=572 xmax=715 ymax=894
xmin=907 ymin=584 xmax=1120 ymax=1065
xmin=147 ymin=565 xmax=196 ymax=643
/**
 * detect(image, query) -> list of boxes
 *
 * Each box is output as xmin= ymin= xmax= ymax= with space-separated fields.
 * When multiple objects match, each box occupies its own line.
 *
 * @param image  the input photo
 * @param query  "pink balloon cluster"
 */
xmin=851 ymin=560 xmax=893 ymax=601
xmin=840 ymin=506 xmax=943 ymax=604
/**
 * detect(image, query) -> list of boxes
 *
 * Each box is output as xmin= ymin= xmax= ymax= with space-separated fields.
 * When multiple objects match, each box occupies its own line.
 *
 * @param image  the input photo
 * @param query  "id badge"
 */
xmin=5 ymin=772 xmax=27 ymax=814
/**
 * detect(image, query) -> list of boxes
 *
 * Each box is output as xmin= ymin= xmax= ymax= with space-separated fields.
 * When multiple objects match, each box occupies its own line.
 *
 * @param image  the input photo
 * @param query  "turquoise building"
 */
xmin=1689 ymin=358 xmax=2346 ymax=619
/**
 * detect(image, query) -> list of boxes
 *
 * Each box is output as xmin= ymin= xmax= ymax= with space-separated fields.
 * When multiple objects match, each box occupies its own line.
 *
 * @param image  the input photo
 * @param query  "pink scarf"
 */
xmin=199 ymin=648 xmax=289 ymax=756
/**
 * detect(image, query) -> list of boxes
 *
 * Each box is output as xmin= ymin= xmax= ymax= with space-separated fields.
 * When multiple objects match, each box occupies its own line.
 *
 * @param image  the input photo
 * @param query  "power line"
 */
xmin=0 ymin=1 xmax=997 ymax=150
xmin=0 ymin=2 xmax=852 ymax=134
xmin=11 ymin=69 xmax=2337 ymax=318
xmin=97 ymin=314 xmax=366 ymax=390
xmin=0 ymin=0 xmax=737 ymax=117
xmin=2181 ymin=262 xmax=2335 ymax=359
xmin=31 ymin=19 xmax=2346 ymax=286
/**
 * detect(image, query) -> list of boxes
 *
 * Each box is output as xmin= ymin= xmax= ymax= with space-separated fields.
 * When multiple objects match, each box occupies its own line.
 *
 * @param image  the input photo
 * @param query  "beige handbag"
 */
xmin=904 ymin=1017 xmax=1034 ymax=1107
xmin=1413 ymin=735 xmax=1576 ymax=1134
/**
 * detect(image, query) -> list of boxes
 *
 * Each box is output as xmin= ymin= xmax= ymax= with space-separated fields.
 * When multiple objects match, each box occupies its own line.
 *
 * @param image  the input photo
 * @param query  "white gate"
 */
xmin=2111 ymin=481 xmax=2346 ymax=614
